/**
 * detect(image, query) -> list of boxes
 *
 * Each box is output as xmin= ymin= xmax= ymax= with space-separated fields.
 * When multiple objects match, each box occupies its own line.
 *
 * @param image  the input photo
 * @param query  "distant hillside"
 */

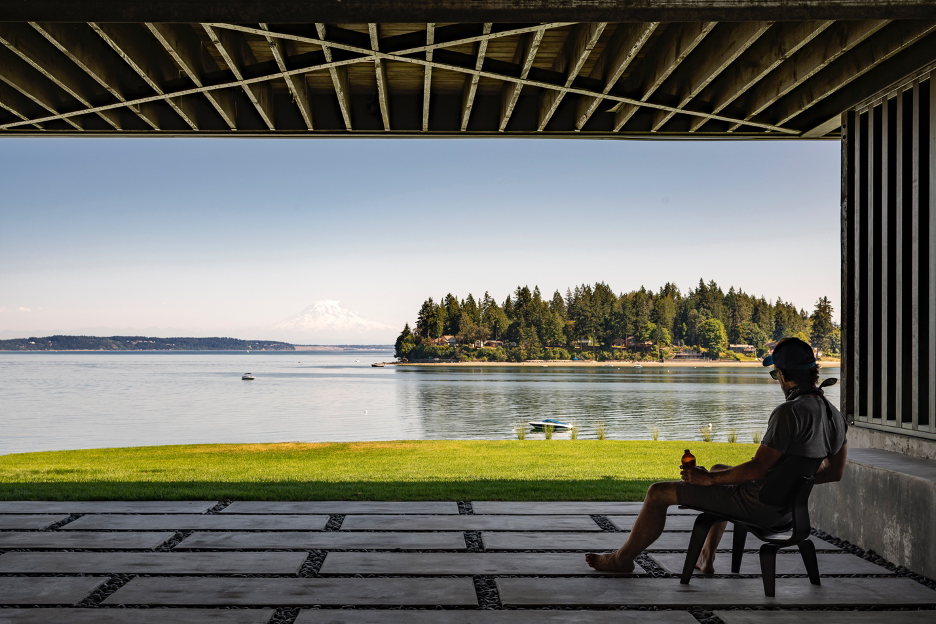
xmin=0 ymin=336 xmax=295 ymax=351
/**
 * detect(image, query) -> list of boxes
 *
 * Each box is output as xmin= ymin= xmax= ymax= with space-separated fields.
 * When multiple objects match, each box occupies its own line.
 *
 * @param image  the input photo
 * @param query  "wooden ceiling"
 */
xmin=1 ymin=18 xmax=934 ymax=137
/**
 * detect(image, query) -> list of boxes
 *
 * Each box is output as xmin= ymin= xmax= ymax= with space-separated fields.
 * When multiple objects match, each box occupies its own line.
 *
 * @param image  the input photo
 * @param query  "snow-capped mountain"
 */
xmin=271 ymin=300 xmax=394 ymax=343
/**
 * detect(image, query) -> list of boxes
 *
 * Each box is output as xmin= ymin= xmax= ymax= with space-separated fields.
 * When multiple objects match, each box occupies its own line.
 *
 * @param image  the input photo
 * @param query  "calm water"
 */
xmin=0 ymin=351 xmax=839 ymax=455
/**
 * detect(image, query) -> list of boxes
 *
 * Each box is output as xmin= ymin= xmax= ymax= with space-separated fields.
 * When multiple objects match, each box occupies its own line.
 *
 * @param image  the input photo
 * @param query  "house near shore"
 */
xmin=729 ymin=344 xmax=756 ymax=354
xmin=483 ymin=340 xmax=503 ymax=348
xmin=672 ymin=350 xmax=704 ymax=360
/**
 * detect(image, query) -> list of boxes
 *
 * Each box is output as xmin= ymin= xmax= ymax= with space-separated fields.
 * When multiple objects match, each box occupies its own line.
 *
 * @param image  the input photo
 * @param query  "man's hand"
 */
xmin=680 ymin=466 xmax=713 ymax=486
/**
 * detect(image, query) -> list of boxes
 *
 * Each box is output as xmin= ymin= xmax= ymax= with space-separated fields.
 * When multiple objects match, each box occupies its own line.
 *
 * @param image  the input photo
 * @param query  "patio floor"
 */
xmin=0 ymin=500 xmax=934 ymax=623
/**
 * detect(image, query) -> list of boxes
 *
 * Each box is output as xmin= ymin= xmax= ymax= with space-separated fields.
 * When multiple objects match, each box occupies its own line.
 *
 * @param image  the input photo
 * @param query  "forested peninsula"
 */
xmin=395 ymin=280 xmax=838 ymax=363
xmin=0 ymin=336 xmax=295 ymax=351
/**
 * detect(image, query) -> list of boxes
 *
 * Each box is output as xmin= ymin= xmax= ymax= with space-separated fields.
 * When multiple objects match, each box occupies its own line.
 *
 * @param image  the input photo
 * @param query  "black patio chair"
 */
xmin=678 ymin=454 xmax=824 ymax=597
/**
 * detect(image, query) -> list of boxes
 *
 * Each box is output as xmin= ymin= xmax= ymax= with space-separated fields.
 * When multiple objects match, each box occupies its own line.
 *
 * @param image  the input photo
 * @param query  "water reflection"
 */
xmin=0 ymin=352 xmax=838 ymax=454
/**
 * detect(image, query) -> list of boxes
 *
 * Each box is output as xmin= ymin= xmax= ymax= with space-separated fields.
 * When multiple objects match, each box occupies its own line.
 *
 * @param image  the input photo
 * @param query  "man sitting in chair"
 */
xmin=585 ymin=337 xmax=848 ymax=573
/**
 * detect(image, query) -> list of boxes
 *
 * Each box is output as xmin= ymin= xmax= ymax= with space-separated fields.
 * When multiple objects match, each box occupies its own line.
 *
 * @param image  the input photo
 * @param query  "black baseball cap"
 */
xmin=762 ymin=337 xmax=817 ymax=370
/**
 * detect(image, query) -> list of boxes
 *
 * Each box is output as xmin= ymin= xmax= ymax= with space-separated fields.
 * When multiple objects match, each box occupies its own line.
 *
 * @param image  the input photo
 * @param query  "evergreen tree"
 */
xmin=810 ymin=296 xmax=835 ymax=352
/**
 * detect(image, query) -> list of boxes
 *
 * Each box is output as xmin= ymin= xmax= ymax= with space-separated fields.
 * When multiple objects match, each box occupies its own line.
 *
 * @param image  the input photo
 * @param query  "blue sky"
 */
xmin=0 ymin=138 xmax=841 ymax=341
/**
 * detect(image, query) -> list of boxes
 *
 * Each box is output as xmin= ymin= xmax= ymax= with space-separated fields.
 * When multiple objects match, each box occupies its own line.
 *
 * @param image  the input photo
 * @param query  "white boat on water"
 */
xmin=242 ymin=373 xmax=255 ymax=380
xmin=372 ymin=362 xmax=385 ymax=368
xmin=528 ymin=418 xmax=572 ymax=430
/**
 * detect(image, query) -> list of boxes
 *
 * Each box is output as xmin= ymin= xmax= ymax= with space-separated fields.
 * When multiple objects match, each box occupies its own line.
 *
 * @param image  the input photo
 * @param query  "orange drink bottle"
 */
xmin=681 ymin=449 xmax=696 ymax=469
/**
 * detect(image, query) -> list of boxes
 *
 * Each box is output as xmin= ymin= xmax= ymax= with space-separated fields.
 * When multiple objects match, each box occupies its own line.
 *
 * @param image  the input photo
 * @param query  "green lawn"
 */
xmin=0 ymin=440 xmax=758 ymax=501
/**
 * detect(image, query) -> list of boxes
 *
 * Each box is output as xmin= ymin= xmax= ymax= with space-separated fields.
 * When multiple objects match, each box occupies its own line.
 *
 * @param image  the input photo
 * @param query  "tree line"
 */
xmin=395 ymin=280 xmax=839 ymax=362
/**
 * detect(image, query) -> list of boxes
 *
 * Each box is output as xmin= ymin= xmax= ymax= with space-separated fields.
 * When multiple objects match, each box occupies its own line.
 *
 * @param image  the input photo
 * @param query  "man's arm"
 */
xmin=682 ymin=444 xmax=784 ymax=486
xmin=814 ymin=443 xmax=848 ymax=484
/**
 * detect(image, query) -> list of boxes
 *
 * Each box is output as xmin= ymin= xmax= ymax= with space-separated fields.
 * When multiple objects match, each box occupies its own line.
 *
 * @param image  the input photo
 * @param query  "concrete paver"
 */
xmin=472 ymin=502 xmax=696 ymax=515
xmin=650 ymin=552 xmax=893 ymax=575
xmin=319 ymin=552 xmax=643 ymax=575
xmin=0 ymin=551 xmax=307 ymax=574
xmin=104 ymin=577 xmax=479 ymax=606
xmin=177 ymin=531 xmax=466 ymax=550
xmin=0 ymin=577 xmax=105 ymax=605
xmin=0 ymin=609 xmax=275 ymax=623
xmin=497 ymin=577 xmax=936 ymax=607
xmin=341 ymin=515 xmax=600 ymax=531
xmin=714 ymin=611 xmax=936 ymax=624
xmin=608 ymin=515 xmax=722 ymax=531
xmin=479 ymin=532 xmax=840 ymax=551
xmin=0 ymin=531 xmax=174 ymax=550
xmin=63 ymin=514 xmax=329 ymax=531
xmin=0 ymin=501 xmax=217 ymax=514
xmin=0 ymin=515 xmax=68 ymax=530
xmin=294 ymin=610 xmax=699 ymax=623
xmin=223 ymin=501 xmax=458 ymax=514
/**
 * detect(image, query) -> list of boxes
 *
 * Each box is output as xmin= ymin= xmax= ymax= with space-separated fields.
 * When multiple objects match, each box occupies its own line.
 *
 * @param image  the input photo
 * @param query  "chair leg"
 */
xmin=798 ymin=539 xmax=821 ymax=585
xmin=731 ymin=525 xmax=748 ymax=573
xmin=759 ymin=544 xmax=779 ymax=597
xmin=680 ymin=515 xmax=717 ymax=584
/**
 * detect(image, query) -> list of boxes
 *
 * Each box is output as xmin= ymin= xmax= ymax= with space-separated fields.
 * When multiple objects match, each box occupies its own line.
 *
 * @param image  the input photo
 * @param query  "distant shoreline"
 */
xmin=396 ymin=360 xmax=841 ymax=368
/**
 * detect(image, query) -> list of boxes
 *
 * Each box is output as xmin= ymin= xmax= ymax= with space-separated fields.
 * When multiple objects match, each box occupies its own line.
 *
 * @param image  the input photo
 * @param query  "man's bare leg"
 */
xmin=585 ymin=482 xmax=678 ymax=572
xmin=695 ymin=464 xmax=731 ymax=573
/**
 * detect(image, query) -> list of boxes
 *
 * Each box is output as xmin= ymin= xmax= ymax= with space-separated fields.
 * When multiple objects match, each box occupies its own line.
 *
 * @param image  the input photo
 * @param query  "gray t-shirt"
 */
xmin=762 ymin=392 xmax=848 ymax=458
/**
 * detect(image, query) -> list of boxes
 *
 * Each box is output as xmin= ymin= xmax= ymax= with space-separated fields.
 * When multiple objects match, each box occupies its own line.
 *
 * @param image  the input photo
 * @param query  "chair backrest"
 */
xmin=758 ymin=454 xmax=823 ymax=507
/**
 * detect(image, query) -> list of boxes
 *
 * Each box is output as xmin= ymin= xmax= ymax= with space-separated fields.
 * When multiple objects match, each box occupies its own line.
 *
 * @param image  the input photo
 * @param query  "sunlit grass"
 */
xmin=0 ymin=440 xmax=758 ymax=502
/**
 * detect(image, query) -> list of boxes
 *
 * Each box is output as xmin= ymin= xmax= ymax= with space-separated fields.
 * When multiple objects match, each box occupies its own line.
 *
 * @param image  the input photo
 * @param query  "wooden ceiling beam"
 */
xmin=368 ymin=23 xmax=391 ymax=131
xmin=726 ymin=19 xmax=889 ymax=132
xmin=0 ymin=28 xmax=801 ymax=135
xmin=421 ymin=23 xmax=434 ymax=132
xmin=612 ymin=21 xmax=716 ymax=131
xmin=538 ymin=22 xmax=606 ymax=131
xmin=0 ymin=38 xmax=84 ymax=129
xmin=0 ymin=78 xmax=46 ymax=129
xmin=203 ymin=24 xmax=275 ymax=130
xmin=146 ymin=22 xmax=237 ymax=129
xmin=0 ymin=22 xmax=122 ymax=130
xmin=498 ymin=30 xmax=543 ymax=132
xmin=767 ymin=20 xmax=936 ymax=128
xmin=688 ymin=20 xmax=832 ymax=133
xmin=261 ymin=22 xmax=313 ymax=130
xmin=461 ymin=22 xmax=492 ymax=131
xmin=315 ymin=23 xmax=353 ymax=131
xmin=575 ymin=22 xmax=658 ymax=131
xmin=649 ymin=20 xmax=771 ymax=132
xmin=30 ymin=22 xmax=161 ymax=130
xmin=91 ymin=23 xmax=199 ymax=130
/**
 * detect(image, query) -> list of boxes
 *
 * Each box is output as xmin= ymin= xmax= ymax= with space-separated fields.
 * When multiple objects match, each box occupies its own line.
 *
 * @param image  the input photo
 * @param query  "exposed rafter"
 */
xmin=203 ymin=24 xmax=275 ymax=130
xmin=30 ymin=22 xmax=161 ymax=130
xmin=260 ymin=22 xmax=313 ymax=130
xmin=368 ymin=23 xmax=391 ymax=131
xmin=422 ymin=23 xmax=434 ymax=131
xmin=146 ymin=22 xmax=237 ymax=129
xmin=687 ymin=20 xmax=832 ymax=132
xmin=315 ymin=22 xmax=352 ymax=131
xmin=538 ymin=22 xmax=606 ymax=131
xmin=726 ymin=19 xmax=889 ymax=132
xmin=575 ymin=21 xmax=658 ymax=131
xmin=1 ymin=18 xmax=933 ymax=138
xmin=612 ymin=21 xmax=717 ymax=131
xmin=498 ymin=29 xmax=543 ymax=132
xmin=461 ymin=22 xmax=492 ymax=131
xmin=648 ymin=21 xmax=771 ymax=132
xmin=91 ymin=22 xmax=200 ymax=130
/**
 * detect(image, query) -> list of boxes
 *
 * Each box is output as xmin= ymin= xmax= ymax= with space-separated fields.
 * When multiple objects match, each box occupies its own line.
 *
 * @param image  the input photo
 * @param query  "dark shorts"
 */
xmin=676 ymin=481 xmax=792 ymax=530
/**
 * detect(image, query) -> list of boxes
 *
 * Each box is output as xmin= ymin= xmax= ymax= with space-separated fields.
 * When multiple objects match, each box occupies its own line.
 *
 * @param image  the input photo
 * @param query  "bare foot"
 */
xmin=695 ymin=554 xmax=715 ymax=575
xmin=585 ymin=552 xmax=635 ymax=573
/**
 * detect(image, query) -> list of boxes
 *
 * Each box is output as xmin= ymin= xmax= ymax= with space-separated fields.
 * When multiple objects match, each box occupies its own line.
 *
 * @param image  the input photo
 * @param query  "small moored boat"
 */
xmin=528 ymin=418 xmax=572 ymax=430
xmin=241 ymin=373 xmax=255 ymax=380
xmin=371 ymin=362 xmax=385 ymax=368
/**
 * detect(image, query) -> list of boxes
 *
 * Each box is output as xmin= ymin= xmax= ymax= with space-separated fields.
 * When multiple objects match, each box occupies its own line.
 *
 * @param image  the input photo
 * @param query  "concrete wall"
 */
xmin=848 ymin=426 xmax=936 ymax=461
xmin=810 ymin=448 xmax=936 ymax=579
